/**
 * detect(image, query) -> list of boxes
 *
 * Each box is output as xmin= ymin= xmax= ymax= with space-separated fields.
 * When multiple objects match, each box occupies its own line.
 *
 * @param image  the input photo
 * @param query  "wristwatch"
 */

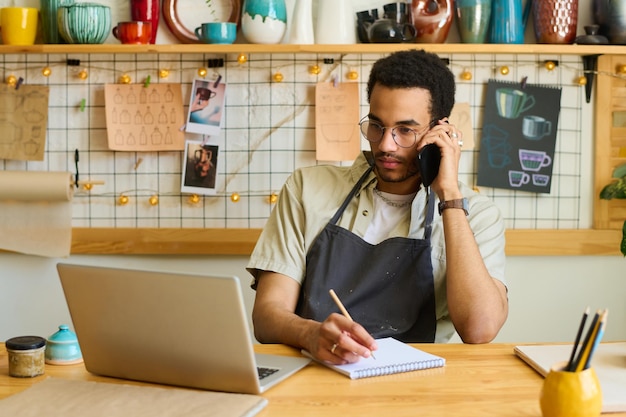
xmin=438 ymin=198 xmax=469 ymax=216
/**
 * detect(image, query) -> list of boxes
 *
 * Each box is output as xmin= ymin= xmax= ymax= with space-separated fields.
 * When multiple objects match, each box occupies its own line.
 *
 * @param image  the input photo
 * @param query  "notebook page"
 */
xmin=304 ymin=337 xmax=445 ymax=379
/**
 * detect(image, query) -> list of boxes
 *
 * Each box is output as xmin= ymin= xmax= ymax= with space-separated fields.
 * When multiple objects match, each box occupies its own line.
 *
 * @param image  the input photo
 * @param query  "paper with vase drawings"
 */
xmin=0 ymin=378 xmax=268 ymax=417
xmin=104 ymin=83 xmax=185 ymax=151
xmin=0 ymin=84 xmax=49 ymax=161
xmin=315 ymin=81 xmax=360 ymax=162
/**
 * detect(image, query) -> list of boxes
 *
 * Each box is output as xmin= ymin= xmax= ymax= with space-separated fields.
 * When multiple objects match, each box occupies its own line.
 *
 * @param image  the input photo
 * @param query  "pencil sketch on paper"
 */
xmin=0 ymin=84 xmax=49 ymax=161
xmin=315 ymin=81 xmax=360 ymax=162
xmin=105 ymin=83 xmax=185 ymax=151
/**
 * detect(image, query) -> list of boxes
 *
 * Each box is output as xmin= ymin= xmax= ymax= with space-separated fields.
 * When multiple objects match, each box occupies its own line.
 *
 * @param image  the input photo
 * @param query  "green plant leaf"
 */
xmin=621 ymin=220 xmax=626 ymax=257
xmin=612 ymin=162 xmax=626 ymax=179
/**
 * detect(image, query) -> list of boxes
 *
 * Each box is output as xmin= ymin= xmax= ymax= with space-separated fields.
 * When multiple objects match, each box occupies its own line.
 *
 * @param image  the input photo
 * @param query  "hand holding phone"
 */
xmin=417 ymin=143 xmax=441 ymax=188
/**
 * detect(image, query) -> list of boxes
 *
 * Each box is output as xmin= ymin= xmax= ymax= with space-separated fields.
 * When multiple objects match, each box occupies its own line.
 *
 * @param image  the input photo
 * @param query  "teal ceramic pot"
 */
xmin=58 ymin=2 xmax=111 ymax=44
xmin=455 ymin=0 xmax=492 ymax=43
xmin=45 ymin=324 xmax=83 ymax=365
xmin=241 ymin=0 xmax=287 ymax=44
xmin=40 ymin=0 xmax=75 ymax=44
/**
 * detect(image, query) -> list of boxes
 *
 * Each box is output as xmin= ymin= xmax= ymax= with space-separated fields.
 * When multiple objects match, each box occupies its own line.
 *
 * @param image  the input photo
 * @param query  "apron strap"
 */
xmin=423 ymin=189 xmax=436 ymax=241
xmin=329 ymin=165 xmax=374 ymax=225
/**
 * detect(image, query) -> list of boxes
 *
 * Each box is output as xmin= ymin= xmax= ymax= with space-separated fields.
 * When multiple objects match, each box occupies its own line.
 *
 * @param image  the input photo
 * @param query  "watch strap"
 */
xmin=438 ymin=198 xmax=469 ymax=216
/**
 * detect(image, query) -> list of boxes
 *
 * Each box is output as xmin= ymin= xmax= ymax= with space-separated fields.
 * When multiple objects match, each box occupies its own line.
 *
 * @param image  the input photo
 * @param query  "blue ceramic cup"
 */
xmin=195 ymin=22 xmax=237 ymax=44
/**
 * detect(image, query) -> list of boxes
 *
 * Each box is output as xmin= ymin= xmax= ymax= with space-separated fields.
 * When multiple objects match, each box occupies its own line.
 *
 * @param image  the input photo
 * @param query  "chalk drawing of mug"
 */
xmin=522 ymin=115 xmax=552 ymax=140
xmin=483 ymin=124 xmax=512 ymax=168
xmin=509 ymin=170 xmax=530 ymax=187
xmin=519 ymin=149 xmax=552 ymax=172
xmin=495 ymin=88 xmax=535 ymax=119
xmin=532 ymin=174 xmax=550 ymax=186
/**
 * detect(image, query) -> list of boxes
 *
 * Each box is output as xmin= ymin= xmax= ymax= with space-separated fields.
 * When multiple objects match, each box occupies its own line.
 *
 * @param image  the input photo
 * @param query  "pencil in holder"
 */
xmin=539 ymin=361 xmax=602 ymax=417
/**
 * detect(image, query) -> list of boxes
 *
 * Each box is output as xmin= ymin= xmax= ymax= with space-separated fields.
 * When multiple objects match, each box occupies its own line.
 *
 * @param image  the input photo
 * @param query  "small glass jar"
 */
xmin=5 ymin=336 xmax=46 ymax=378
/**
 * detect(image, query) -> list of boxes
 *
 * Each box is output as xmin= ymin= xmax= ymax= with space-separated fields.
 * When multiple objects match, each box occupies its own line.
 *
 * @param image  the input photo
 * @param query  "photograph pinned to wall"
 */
xmin=181 ymin=140 xmax=219 ymax=195
xmin=185 ymin=78 xmax=226 ymax=136
xmin=477 ymin=79 xmax=562 ymax=193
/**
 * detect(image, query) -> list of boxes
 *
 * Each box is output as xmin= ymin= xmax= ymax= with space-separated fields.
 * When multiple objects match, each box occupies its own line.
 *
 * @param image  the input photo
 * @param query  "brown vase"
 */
xmin=411 ymin=0 xmax=454 ymax=43
xmin=532 ymin=0 xmax=579 ymax=44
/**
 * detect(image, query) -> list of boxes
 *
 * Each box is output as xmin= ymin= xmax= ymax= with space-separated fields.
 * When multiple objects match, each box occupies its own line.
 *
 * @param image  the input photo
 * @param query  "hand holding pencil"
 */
xmin=329 ymin=289 xmax=377 ymax=360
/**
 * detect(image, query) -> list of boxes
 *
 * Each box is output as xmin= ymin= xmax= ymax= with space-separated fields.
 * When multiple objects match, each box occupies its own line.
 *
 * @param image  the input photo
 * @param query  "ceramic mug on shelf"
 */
xmin=0 ymin=7 xmax=38 ymax=45
xmin=195 ymin=22 xmax=237 ymax=44
xmin=113 ymin=21 xmax=153 ymax=44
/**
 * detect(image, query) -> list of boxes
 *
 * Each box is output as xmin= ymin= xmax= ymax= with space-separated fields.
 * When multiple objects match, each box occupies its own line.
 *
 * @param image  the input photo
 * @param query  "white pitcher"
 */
xmin=315 ymin=0 xmax=357 ymax=44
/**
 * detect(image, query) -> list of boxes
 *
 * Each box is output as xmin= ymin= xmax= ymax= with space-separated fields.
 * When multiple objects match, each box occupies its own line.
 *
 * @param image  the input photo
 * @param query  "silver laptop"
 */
xmin=56 ymin=263 xmax=310 ymax=394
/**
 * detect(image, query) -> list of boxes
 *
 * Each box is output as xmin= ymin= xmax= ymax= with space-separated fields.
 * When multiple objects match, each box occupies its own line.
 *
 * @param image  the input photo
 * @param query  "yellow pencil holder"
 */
xmin=539 ymin=362 xmax=602 ymax=417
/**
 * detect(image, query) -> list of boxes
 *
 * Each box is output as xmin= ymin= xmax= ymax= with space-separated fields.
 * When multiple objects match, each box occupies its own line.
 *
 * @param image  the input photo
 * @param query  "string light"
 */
xmin=460 ymin=69 xmax=472 ymax=81
xmin=197 ymin=67 xmax=208 ymax=77
xmin=347 ymin=70 xmax=358 ymax=80
xmin=309 ymin=64 xmax=321 ymax=75
xmin=577 ymin=75 xmax=588 ymax=86
xmin=77 ymin=69 xmax=88 ymax=80
xmin=617 ymin=64 xmax=626 ymax=75
xmin=82 ymin=183 xmax=93 ymax=191
xmin=119 ymin=74 xmax=132 ymax=84
xmin=42 ymin=67 xmax=52 ymax=77
xmin=158 ymin=68 xmax=170 ymax=78
xmin=231 ymin=192 xmax=240 ymax=202
xmin=269 ymin=193 xmax=278 ymax=204
xmin=272 ymin=71 xmax=284 ymax=82
xmin=544 ymin=61 xmax=556 ymax=71
xmin=148 ymin=195 xmax=159 ymax=206
xmin=237 ymin=53 xmax=248 ymax=64
xmin=188 ymin=194 xmax=200 ymax=204
xmin=499 ymin=66 xmax=510 ymax=75
xmin=118 ymin=194 xmax=130 ymax=205
xmin=6 ymin=75 xmax=17 ymax=86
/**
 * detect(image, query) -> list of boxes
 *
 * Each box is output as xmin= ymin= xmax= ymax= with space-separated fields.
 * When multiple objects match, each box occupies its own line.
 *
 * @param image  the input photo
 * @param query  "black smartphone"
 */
xmin=417 ymin=144 xmax=441 ymax=188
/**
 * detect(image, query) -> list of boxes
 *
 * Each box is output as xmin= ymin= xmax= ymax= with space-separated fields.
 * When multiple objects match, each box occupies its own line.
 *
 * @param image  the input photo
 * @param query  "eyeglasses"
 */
xmin=358 ymin=118 xmax=426 ymax=148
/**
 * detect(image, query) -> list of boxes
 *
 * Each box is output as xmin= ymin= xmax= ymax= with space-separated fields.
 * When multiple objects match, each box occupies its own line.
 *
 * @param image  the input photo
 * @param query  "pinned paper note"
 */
xmin=104 ymin=83 xmax=185 ymax=151
xmin=315 ymin=81 xmax=360 ymax=161
xmin=0 ymin=84 xmax=49 ymax=161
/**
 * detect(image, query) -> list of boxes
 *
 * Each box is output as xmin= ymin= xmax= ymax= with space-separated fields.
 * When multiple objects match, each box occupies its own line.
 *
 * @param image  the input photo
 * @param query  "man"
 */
xmin=247 ymin=50 xmax=508 ymax=365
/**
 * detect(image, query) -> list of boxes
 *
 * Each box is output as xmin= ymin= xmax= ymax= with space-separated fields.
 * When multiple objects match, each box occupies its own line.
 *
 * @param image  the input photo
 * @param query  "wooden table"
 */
xmin=1 ymin=342 xmax=621 ymax=417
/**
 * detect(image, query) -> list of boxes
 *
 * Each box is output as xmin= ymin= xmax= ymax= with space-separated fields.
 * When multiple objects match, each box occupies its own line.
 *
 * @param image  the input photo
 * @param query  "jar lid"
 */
xmin=5 ymin=336 xmax=46 ymax=350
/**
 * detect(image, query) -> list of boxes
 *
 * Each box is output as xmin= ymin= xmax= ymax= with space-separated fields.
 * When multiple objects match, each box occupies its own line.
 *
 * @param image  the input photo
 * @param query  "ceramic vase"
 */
xmin=593 ymin=0 xmax=626 ymax=44
xmin=130 ymin=0 xmax=159 ymax=44
xmin=241 ymin=0 xmax=287 ymax=44
xmin=40 ymin=0 xmax=75 ymax=43
xmin=532 ymin=0 xmax=578 ymax=44
xmin=539 ymin=363 xmax=602 ymax=417
xmin=455 ymin=0 xmax=492 ymax=43
xmin=411 ymin=0 xmax=454 ymax=43
xmin=490 ymin=0 xmax=524 ymax=43
xmin=287 ymin=0 xmax=313 ymax=44
xmin=315 ymin=0 xmax=357 ymax=44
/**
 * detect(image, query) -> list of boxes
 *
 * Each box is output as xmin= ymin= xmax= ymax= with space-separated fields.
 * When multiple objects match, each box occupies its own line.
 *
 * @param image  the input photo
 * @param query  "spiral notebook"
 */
xmin=303 ymin=337 xmax=445 ymax=379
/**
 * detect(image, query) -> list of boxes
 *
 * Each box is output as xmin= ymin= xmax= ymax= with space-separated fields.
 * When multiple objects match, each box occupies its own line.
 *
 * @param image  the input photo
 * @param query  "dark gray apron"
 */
xmin=296 ymin=166 xmax=437 ymax=342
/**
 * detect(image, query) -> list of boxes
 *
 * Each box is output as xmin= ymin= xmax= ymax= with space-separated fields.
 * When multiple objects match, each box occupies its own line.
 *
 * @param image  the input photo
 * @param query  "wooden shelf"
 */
xmin=1 ymin=43 xmax=624 ymax=56
xmin=66 ymin=228 xmax=623 ymax=256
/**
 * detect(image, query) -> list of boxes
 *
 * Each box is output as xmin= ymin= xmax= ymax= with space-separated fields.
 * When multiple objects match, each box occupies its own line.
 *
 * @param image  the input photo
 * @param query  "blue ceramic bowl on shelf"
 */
xmin=58 ymin=2 xmax=111 ymax=44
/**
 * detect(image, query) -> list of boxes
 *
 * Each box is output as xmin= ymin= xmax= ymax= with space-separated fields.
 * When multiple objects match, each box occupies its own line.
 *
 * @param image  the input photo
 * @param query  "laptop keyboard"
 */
xmin=257 ymin=366 xmax=280 ymax=380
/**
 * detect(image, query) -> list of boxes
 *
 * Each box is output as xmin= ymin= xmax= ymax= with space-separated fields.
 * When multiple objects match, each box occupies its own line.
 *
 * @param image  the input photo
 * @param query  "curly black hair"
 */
xmin=366 ymin=49 xmax=456 ymax=124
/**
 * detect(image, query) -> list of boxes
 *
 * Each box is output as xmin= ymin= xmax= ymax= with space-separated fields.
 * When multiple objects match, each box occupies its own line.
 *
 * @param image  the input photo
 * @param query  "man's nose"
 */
xmin=378 ymin=128 xmax=398 ymax=150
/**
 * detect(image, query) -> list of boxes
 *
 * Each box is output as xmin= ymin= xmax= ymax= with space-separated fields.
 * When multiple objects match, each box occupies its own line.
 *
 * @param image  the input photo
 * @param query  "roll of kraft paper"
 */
xmin=0 ymin=171 xmax=74 ymax=257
